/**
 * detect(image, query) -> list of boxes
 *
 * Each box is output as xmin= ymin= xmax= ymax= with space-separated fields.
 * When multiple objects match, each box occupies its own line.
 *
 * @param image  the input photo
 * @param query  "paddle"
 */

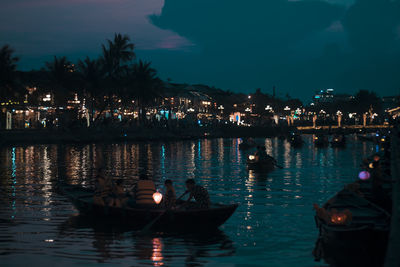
xmin=140 ymin=190 xmax=189 ymax=233
xmin=274 ymin=162 xmax=284 ymax=169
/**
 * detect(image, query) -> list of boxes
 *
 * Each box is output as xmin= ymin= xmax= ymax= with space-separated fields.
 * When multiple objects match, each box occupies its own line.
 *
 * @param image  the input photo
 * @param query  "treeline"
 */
xmin=1 ymin=33 xmax=164 ymax=122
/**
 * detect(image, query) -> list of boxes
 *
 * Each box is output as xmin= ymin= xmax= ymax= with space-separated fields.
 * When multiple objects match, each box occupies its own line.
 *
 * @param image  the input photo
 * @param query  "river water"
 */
xmin=0 ymin=135 xmax=378 ymax=266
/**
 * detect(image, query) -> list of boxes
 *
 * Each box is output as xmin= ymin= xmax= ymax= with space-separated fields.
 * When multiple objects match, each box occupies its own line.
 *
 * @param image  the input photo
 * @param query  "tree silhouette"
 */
xmin=352 ymin=89 xmax=382 ymax=114
xmin=77 ymin=56 xmax=104 ymax=121
xmin=100 ymin=33 xmax=135 ymax=117
xmin=45 ymin=56 xmax=74 ymax=106
xmin=0 ymin=45 xmax=20 ymax=101
xmin=125 ymin=60 xmax=163 ymax=123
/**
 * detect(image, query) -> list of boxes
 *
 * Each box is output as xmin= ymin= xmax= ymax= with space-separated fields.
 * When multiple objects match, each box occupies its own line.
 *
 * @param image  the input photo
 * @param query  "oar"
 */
xmin=274 ymin=162 xmax=284 ymax=169
xmin=140 ymin=191 xmax=189 ymax=233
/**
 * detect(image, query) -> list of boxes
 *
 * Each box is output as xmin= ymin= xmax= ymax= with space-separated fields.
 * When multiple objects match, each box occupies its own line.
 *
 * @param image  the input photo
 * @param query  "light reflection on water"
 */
xmin=0 ymin=135 xmax=376 ymax=266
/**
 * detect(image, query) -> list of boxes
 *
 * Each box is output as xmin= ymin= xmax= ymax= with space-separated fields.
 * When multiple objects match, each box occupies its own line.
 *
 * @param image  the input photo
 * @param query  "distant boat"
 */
xmin=246 ymin=154 xmax=276 ymax=171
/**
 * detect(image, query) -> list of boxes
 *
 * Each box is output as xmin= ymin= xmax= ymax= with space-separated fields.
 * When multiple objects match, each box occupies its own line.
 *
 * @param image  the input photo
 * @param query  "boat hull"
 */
xmin=313 ymin=190 xmax=390 ymax=267
xmin=59 ymin=184 xmax=238 ymax=231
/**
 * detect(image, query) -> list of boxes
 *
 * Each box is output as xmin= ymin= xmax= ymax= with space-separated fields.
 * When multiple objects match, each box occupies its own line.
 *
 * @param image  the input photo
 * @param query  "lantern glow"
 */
xmin=359 ymin=171 xmax=371 ymax=180
xmin=152 ymin=191 xmax=163 ymax=204
xmin=249 ymin=155 xmax=255 ymax=160
xmin=369 ymin=163 xmax=374 ymax=169
xmin=330 ymin=213 xmax=347 ymax=224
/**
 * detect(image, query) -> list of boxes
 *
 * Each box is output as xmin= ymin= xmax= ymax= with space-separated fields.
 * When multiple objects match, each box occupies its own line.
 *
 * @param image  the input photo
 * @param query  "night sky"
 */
xmin=1 ymin=0 xmax=400 ymax=100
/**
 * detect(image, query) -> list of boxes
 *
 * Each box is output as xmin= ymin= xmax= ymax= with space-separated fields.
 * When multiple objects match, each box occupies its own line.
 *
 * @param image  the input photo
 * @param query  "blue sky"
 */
xmin=1 ymin=0 xmax=399 ymax=100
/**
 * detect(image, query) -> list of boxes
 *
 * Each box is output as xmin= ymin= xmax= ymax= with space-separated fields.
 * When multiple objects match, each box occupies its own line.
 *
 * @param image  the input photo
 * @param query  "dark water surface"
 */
xmin=0 ymin=136 xmax=377 ymax=266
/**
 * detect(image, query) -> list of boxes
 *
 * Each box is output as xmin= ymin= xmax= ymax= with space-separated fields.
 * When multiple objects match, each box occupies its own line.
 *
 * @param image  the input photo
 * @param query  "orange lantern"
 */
xmin=153 ymin=191 xmax=163 ymax=205
xmin=330 ymin=213 xmax=347 ymax=224
xmin=369 ymin=163 xmax=374 ymax=169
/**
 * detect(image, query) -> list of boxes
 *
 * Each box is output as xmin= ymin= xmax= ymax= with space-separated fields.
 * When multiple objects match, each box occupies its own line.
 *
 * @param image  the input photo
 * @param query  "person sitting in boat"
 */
xmin=254 ymin=146 xmax=266 ymax=162
xmin=255 ymin=145 xmax=275 ymax=163
xmin=134 ymin=174 xmax=157 ymax=205
xmin=163 ymin=179 xmax=176 ymax=209
xmin=93 ymin=168 xmax=113 ymax=206
xmin=185 ymin=179 xmax=210 ymax=209
xmin=110 ymin=179 xmax=129 ymax=207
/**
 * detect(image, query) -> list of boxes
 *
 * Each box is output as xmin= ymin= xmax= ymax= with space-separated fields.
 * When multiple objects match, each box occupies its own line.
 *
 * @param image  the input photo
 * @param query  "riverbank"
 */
xmin=0 ymin=124 xmax=393 ymax=146
xmin=0 ymin=125 xmax=281 ymax=145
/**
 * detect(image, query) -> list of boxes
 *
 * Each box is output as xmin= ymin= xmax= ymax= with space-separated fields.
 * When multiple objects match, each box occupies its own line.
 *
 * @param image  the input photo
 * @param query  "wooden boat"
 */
xmin=313 ymin=189 xmax=390 ymax=267
xmin=330 ymin=134 xmax=346 ymax=147
xmin=246 ymin=155 xmax=276 ymax=171
xmin=57 ymin=184 xmax=238 ymax=231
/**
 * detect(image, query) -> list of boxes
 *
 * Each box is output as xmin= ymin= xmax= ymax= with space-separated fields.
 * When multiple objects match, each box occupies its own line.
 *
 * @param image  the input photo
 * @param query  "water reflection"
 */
xmin=0 ymin=135 xmax=378 ymax=266
xmin=58 ymin=214 xmax=234 ymax=266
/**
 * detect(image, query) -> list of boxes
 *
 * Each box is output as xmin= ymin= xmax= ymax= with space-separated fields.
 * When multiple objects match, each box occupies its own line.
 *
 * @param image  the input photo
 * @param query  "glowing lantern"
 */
xmin=249 ymin=155 xmax=255 ymax=160
xmin=330 ymin=213 xmax=348 ymax=224
xmin=373 ymin=155 xmax=380 ymax=162
xmin=381 ymin=138 xmax=385 ymax=142
xmin=359 ymin=171 xmax=371 ymax=180
xmin=314 ymin=137 xmax=319 ymax=140
xmin=369 ymin=163 xmax=374 ymax=169
xmin=152 ymin=191 xmax=163 ymax=204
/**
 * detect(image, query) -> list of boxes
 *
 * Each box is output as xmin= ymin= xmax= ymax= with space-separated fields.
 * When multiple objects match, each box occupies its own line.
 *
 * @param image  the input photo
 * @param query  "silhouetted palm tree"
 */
xmin=125 ymin=60 xmax=163 ymax=123
xmin=45 ymin=56 xmax=73 ymax=106
xmin=0 ymin=45 xmax=20 ymax=100
xmin=100 ymin=33 xmax=135 ymax=117
xmin=77 ymin=56 xmax=104 ymax=121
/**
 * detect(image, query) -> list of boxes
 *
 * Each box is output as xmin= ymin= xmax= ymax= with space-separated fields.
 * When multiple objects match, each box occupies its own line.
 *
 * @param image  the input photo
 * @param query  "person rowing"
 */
xmin=163 ymin=179 xmax=176 ymax=209
xmin=183 ymin=179 xmax=210 ymax=209
xmin=93 ymin=167 xmax=113 ymax=206
xmin=255 ymin=146 xmax=276 ymax=164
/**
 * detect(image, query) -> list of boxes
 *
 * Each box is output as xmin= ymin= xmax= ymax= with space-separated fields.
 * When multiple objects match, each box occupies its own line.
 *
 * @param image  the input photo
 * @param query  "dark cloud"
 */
xmin=149 ymin=0 xmax=400 ymax=100
xmin=151 ymin=0 xmax=344 ymax=57
xmin=343 ymin=0 xmax=400 ymax=54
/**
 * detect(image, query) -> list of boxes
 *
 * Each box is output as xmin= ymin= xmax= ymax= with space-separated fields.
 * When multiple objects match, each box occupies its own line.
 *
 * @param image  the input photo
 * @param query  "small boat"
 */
xmin=288 ymin=133 xmax=303 ymax=147
xmin=313 ymin=189 xmax=390 ymax=267
xmin=246 ymin=155 xmax=276 ymax=171
xmin=313 ymin=134 xmax=329 ymax=147
xmin=57 ymin=184 xmax=238 ymax=231
xmin=330 ymin=134 xmax=346 ymax=147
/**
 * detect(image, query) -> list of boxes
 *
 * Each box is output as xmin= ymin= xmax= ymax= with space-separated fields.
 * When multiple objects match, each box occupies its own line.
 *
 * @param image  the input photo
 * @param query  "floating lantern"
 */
xmin=369 ymin=163 xmax=374 ymax=169
xmin=381 ymin=138 xmax=385 ymax=142
xmin=249 ymin=155 xmax=255 ymax=160
xmin=330 ymin=213 xmax=348 ymax=224
xmin=152 ymin=191 xmax=163 ymax=205
xmin=331 ymin=213 xmax=347 ymax=224
xmin=359 ymin=171 xmax=371 ymax=180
